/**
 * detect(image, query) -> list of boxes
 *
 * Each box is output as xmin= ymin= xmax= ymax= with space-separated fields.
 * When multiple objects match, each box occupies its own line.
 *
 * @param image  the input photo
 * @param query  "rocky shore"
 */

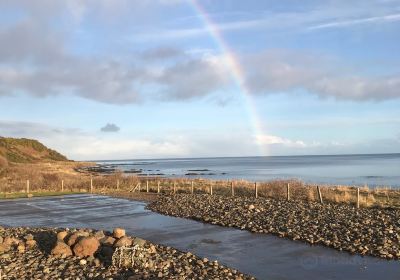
xmin=148 ymin=194 xmax=400 ymax=260
xmin=0 ymin=226 xmax=255 ymax=280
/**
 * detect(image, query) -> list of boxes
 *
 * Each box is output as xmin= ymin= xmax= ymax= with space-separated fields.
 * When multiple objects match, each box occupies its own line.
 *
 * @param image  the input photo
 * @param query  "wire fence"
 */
xmin=1 ymin=175 xmax=399 ymax=209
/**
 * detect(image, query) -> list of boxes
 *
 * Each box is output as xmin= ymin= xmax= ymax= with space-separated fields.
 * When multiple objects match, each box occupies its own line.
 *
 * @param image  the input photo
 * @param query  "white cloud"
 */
xmin=245 ymin=50 xmax=400 ymax=101
xmin=308 ymin=13 xmax=400 ymax=30
xmin=255 ymin=134 xmax=307 ymax=148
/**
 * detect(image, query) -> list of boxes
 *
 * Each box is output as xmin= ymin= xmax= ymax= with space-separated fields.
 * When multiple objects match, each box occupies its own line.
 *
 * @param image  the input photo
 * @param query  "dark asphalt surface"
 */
xmin=0 ymin=194 xmax=399 ymax=280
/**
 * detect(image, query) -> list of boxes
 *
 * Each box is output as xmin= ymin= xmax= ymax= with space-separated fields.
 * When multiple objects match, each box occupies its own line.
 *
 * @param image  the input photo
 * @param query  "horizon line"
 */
xmin=84 ymin=152 xmax=400 ymax=163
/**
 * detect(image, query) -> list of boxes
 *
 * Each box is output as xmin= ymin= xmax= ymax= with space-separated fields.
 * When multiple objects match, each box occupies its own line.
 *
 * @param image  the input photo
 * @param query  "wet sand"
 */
xmin=0 ymin=194 xmax=399 ymax=280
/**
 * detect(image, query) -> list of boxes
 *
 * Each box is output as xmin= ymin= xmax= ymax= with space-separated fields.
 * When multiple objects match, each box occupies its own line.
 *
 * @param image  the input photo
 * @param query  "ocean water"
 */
xmin=96 ymin=153 xmax=400 ymax=188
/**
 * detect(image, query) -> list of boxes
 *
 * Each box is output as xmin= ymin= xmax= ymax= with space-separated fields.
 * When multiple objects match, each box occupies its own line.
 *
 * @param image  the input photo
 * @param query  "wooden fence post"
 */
xmin=191 ymin=181 xmax=194 ymax=194
xmin=90 ymin=178 xmax=93 ymax=193
xmin=138 ymin=182 xmax=141 ymax=192
xmin=287 ymin=183 xmax=290 ymax=201
xmin=146 ymin=180 xmax=149 ymax=193
xmin=210 ymin=182 xmax=213 ymax=196
xmin=317 ymin=185 xmax=323 ymax=204
xmin=254 ymin=182 xmax=258 ymax=198
xmin=157 ymin=181 xmax=160 ymax=193
xmin=357 ymin=187 xmax=360 ymax=209
xmin=61 ymin=180 xmax=64 ymax=192
xmin=173 ymin=182 xmax=176 ymax=194
xmin=231 ymin=181 xmax=234 ymax=197
xmin=117 ymin=180 xmax=119 ymax=190
xmin=26 ymin=180 xmax=30 ymax=194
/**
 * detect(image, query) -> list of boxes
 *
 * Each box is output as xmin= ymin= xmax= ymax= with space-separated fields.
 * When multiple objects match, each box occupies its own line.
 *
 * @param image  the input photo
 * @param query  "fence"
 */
xmin=1 ymin=175 xmax=399 ymax=208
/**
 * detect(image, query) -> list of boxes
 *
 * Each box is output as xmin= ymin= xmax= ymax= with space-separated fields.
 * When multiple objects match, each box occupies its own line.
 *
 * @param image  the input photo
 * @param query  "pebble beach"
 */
xmin=148 ymin=194 xmax=400 ymax=260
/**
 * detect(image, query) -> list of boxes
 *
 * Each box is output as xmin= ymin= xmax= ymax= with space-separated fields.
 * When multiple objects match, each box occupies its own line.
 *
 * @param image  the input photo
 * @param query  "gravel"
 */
xmin=148 ymin=194 xmax=400 ymax=260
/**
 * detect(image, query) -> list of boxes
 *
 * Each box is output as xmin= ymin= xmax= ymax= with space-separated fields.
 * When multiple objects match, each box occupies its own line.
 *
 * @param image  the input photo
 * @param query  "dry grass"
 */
xmin=1 ymin=162 xmax=399 ymax=208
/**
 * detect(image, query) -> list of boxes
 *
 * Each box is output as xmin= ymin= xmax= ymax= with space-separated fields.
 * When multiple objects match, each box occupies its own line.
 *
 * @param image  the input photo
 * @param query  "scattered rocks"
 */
xmin=148 ymin=194 xmax=400 ymax=260
xmin=0 ymin=226 xmax=255 ymax=279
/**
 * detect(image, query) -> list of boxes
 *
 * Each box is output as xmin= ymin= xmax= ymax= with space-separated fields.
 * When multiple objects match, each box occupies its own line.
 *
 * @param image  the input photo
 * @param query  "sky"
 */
xmin=0 ymin=0 xmax=399 ymax=160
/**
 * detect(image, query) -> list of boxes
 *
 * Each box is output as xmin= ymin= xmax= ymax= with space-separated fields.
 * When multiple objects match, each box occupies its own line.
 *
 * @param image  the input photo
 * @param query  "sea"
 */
xmin=96 ymin=153 xmax=400 ymax=188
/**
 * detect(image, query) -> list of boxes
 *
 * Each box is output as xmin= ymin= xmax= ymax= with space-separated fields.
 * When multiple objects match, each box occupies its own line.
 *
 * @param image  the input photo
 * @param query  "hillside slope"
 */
xmin=0 ymin=137 xmax=68 ymax=166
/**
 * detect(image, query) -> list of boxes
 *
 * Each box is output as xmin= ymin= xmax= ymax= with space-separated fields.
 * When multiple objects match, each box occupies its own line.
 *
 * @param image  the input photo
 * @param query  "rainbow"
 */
xmin=189 ymin=0 xmax=268 ymax=155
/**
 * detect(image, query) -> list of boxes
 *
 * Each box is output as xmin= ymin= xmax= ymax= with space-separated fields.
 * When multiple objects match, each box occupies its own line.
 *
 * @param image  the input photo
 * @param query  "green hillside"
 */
xmin=0 ymin=137 xmax=68 ymax=166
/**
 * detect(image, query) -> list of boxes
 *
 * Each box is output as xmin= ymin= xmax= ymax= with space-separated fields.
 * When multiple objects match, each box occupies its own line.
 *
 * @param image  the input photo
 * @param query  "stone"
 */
xmin=73 ymin=237 xmax=100 ymax=257
xmin=57 ymin=231 xmax=68 ymax=241
xmin=26 ymin=239 xmax=37 ymax=248
xmin=132 ymin=237 xmax=146 ymax=247
xmin=79 ymin=259 xmax=87 ymax=265
xmin=24 ymin=234 xmax=34 ymax=241
xmin=0 ymin=236 xmax=3 ymax=243
xmin=114 ymin=236 xmax=132 ymax=247
xmin=17 ymin=244 xmax=25 ymax=253
xmin=113 ymin=228 xmax=125 ymax=239
xmin=248 ymin=205 xmax=255 ymax=210
xmin=0 ymin=253 xmax=10 ymax=259
xmin=0 ymin=243 xmax=10 ymax=253
xmin=100 ymin=236 xmax=116 ymax=246
xmin=94 ymin=230 xmax=105 ymax=240
xmin=51 ymin=242 xmax=73 ymax=257
xmin=67 ymin=233 xmax=80 ymax=246
xmin=99 ymin=246 xmax=114 ymax=258
xmin=3 ymin=237 xmax=19 ymax=246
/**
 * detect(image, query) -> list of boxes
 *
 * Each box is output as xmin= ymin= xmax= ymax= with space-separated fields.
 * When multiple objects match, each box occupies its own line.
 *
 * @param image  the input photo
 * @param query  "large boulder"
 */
xmin=113 ymin=228 xmax=125 ymax=239
xmin=51 ymin=242 xmax=73 ymax=256
xmin=73 ymin=237 xmax=100 ymax=257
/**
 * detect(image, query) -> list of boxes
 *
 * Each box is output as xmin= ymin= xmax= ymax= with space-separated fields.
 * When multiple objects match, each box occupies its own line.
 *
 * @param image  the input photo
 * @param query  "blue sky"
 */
xmin=0 ymin=0 xmax=399 ymax=160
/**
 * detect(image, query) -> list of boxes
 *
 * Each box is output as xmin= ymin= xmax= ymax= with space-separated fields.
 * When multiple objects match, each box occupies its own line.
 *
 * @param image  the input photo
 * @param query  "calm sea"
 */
xmin=96 ymin=153 xmax=400 ymax=188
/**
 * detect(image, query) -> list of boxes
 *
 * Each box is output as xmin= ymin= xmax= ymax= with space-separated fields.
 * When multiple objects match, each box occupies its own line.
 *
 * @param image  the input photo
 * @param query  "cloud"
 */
xmin=308 ymin=13 xmax=400 ymax=30
xmin=155 ymin=55 xmax=230 ymax=100
xmin=100 ymin=123 xmax=120 ymax=133
xmin=255 ymin=134 xmax=307 ymax=148
xmin=1 ymin=120 xmax=399 ymax=159
xmin=0 ymin=1 xmax=399 ymax=105
xmin=245 ymin=50 xmax=400 ymax=101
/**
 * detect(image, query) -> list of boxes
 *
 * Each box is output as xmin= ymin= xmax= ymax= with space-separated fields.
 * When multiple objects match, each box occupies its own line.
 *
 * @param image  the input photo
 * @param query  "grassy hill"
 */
xmin=0 ymin=137 xmax=68 ymax=167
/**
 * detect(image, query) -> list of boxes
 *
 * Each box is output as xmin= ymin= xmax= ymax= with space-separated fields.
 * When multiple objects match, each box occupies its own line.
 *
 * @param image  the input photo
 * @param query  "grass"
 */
xmin=0 ymin=191 xmax=83 ymax=199
xmin=1 ymin=161 xmax=399 ymax=208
